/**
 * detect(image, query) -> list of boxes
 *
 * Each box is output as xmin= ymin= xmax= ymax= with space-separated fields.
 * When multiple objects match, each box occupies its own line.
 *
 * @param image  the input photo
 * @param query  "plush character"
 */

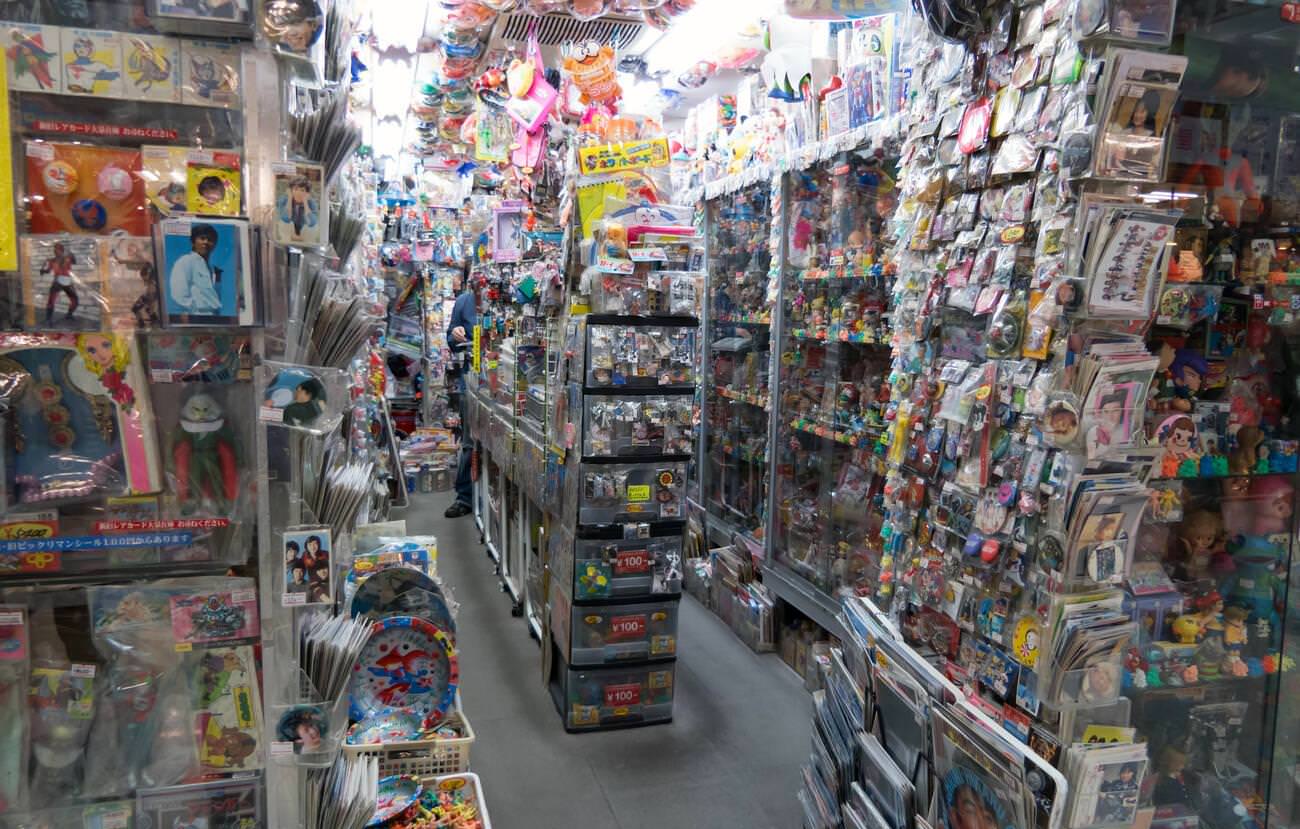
xmin=172 ymin=392 xmax=238 ymax=507
xmin=562 ymin=41 xmax=620 ymax=106
xmin=1220 ymin=484 xmax=1289 ymax=650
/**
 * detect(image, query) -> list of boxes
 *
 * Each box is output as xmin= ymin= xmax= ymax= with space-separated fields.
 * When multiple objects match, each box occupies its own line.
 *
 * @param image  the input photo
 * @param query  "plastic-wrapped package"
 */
xmin=257 ymin=361 xmax=350 ymax=436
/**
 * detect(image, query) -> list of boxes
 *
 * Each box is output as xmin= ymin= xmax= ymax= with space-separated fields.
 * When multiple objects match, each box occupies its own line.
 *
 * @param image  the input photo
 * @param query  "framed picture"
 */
xmin=282 ymin=526 xmax=332 ymax=606
xmin=271 ymin=162 xmax=327 ymax=248
xmin=21 ymin=235 xmax=104 ymax=331
xmin=156 ymin=217 xmax=255 ymax=326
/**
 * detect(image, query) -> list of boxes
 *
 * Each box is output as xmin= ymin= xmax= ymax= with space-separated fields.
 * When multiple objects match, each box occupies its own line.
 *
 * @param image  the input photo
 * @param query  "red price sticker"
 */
xmin=604 ymin=683 xmax=641 ymax=708
xmin=608 ymin=614 xmax=647 ymax=640
xmin=1283 ymin=2 xmax=1300 ymax=21
xmin=614 ymin=549 xmax=650 ymax=575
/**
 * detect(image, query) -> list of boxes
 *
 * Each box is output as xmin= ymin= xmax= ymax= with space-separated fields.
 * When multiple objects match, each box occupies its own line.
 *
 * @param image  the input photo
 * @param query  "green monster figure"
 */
xmin=172 ymin=392 xmax=238 ymax=511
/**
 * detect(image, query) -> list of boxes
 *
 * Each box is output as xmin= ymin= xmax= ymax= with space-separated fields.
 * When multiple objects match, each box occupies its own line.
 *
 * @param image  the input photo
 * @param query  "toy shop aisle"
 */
xmin=404 ymin=491 xmax=810 ymax=829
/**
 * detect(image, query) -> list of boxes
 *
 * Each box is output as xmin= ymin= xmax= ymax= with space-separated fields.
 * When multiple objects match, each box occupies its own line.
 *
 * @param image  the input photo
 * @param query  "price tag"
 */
xmin=270 ymin=741 xmax=296 ymax=758
xmin=100 ymin=808 xmax=131 ymax=829
xmin=596 ymin=255 xmax=635 ymax=275
xmin=282 ymin=592 xmax=307 ymax=607
xmin=604 ymin=683 xmax=641 ymax=708
xmin=0 ymin=611 xmax=23 ymax=626
xmin=26 ymin=143 xmax=54 ymax=160
xmin=258 ymin=406 xmax=285 ymax=423
xmin=607 ymin=614 xmax=647 ymax=640
xmin=626 ymin=484 xmax=651 ymax=503
xmin=70 ymin=663 xmax=96 ymax=678
xmin=232 ymin=589 xmax=256 ymax=604
xmin=175 ymin=642 xmax=193 ymax=653
xmin=628 ymin=246 xmax=667 ymax=262
xmin=150 ymin=369 xmax=177 ymax=383
xmin=614 ymin=548 xmax=651 ymax=575
xmin=187 ymin=149 xmax=214 ymax=165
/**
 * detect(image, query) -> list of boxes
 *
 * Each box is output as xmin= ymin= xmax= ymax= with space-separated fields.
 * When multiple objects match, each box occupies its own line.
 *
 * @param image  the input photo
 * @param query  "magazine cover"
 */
xmin=932 ymin=706 xmax=1030 ymax=829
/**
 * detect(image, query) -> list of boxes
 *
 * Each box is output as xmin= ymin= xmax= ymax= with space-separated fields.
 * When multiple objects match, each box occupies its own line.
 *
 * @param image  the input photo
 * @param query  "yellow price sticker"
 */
xmin=626 ymin=485 xmax=651 ymax=502
xmin=175 ymin=642 xmax=193 ymax=653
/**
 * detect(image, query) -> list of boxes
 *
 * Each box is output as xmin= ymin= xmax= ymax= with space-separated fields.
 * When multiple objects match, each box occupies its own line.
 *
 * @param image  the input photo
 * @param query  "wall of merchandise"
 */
xmin=0 ymin=1 xmax=481 ymax=828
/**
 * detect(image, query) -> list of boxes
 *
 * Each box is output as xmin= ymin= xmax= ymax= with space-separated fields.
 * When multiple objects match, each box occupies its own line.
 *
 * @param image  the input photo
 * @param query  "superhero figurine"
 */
xmin=171 ymin=392 xmax=238 ymax=509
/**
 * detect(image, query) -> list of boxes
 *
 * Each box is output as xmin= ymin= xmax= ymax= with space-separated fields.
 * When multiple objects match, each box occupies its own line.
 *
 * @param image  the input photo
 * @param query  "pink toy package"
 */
xmin=170 ymin=586 xmax=259 ymax=644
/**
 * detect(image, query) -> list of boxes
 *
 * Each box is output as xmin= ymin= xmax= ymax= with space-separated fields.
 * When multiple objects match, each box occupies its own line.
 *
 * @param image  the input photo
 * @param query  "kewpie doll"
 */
xmin=1175 ymin=510 xmax=1222 ymax=582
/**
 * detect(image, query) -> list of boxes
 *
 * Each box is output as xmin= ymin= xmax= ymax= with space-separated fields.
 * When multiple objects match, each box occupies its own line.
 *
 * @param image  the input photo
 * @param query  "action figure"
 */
xmin=172 ymin=391 xmax=238 ymax=507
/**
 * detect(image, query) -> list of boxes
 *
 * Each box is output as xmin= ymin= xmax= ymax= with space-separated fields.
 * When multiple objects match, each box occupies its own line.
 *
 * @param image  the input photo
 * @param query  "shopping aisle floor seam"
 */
xmin=404 ymin=492 xmax=807 ymax=829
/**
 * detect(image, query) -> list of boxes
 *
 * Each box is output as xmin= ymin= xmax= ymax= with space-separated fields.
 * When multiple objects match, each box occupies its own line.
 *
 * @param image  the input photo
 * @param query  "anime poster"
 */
xmin=61 ymin=28 xmax=124 ymax=98
xmin=5 ymin=22 xmax=62 ymax=93
xmin=122 ymin=33 xmax=179 ymax=103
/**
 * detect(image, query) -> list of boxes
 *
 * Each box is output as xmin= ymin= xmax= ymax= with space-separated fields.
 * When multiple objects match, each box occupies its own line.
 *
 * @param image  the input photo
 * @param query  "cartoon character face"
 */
xmin=83 ymin=335 xmax=116 ymax=369
xmin=73 ymin=38 xmax=93 ymax=59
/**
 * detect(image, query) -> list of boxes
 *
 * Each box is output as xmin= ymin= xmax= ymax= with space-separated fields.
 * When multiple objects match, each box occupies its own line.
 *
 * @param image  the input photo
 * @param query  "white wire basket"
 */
xmin=342 ymin=699 xmax=475 ymax=778
xmin=424 ymin=772 xmax=493 ymax=829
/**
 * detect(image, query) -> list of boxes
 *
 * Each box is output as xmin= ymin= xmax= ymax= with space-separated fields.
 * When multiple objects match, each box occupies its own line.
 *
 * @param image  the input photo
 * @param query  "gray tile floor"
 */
xmin=406 ymin=492 xmax=810 ymax=828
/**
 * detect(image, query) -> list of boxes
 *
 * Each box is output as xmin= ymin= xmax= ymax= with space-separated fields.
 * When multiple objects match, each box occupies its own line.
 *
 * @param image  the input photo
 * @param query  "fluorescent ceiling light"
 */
xmin=371 ymin=1 xmax=428 ymax=53
xmin=644 ymin=0 xmax=780 ymax=77
xmin=371 ymin=56 xmax=417 ymax=120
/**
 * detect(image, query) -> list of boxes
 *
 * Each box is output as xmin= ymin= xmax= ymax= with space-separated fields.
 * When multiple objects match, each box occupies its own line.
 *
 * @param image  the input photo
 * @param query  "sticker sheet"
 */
xmin=21 ymin=235 xmax=103 ymax=330
xmin=179 ymin=39 xmax=241 ymax=108
xmin=170 ymin=588 xmax=259 ymax=645
xmin=4 ymin=22 xmax=63 ymax=93
xmin=121 ymin=32 xmax=180 ymax=103
xmin=60 ymin=28 xmax=125 ymax=98
xmin=190 ymin=644 xmax=263 ymax=774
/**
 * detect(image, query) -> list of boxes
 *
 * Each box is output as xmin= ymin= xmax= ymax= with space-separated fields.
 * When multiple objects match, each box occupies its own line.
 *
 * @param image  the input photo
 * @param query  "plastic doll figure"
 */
xmin=1165 ymin=350 xmax=1208 ymax=412
xmin=169 ymin=223 xmax=223 ymax=318
xmin=40 ymin=241 xmax=80 ymax=323
xmin=1152 ymin=746 xmax=1198 ymax=808
xmin=172 ymin=391 xmax=238 ymax=507
xmin=276 ymin=176 xmax=318 ymax=240
xmin=64 ymin=37 xmax=120 ymax=94
xmin=1176 ymin=510 xmax=1223 ymax=582
xmin=281 ymin=377 xmax=325 ymax=426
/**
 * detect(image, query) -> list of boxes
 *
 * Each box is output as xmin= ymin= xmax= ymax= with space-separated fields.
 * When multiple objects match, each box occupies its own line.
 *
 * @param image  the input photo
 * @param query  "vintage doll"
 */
xmin=1152 ymin=746 xmax=1198 ymax=807
xmin=1221 ymin=606 xmax=1249 ymax=676
xmin=1220 ymin=477 xmax=1292 ymax=647
xmin=1229 ymin=425 xmax=1266 ymax=476
xmin=1190 ymin=590 xmax=1224 ymax=641
xmin=172 ymin=391 xmax=238 ymax=507
xmin=1174 ymin=510 xmax=1222 ymax=583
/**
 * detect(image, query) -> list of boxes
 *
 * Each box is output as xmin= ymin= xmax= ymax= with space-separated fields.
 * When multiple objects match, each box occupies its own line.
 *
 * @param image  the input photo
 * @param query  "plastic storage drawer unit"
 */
xmin=556 ymin=658 xmax=676 ymax=732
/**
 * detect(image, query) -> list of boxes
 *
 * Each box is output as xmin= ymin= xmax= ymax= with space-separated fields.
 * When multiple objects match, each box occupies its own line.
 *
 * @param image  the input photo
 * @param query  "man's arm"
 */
xmin=170 ymin=256 xmax=194 ymax=309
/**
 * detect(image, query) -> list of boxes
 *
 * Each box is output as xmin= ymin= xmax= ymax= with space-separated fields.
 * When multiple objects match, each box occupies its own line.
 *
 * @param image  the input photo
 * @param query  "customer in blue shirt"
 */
xmin=169 ymin=223 xmax=223 ymax=319
xmin=444 ymin=269 xmax=477 ymax=518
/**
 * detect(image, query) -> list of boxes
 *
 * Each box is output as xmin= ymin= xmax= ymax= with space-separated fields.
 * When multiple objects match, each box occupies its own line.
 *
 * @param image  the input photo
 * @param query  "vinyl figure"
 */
xmin=172 ymin=391 xmax=238 ymax=508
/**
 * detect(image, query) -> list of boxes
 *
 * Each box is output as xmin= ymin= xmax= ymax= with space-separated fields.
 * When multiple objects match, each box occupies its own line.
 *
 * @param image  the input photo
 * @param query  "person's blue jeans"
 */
xmin=454 ymin=376 xmax=472 ymax=507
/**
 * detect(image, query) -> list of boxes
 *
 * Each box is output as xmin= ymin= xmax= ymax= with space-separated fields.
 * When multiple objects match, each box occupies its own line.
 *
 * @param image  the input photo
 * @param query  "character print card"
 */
xmin=5 ymin=22 xmax=64 ymax=93
xmin=21 ymin=235 xmax=104 ymax=331
xmin=61 ymin=29 xmax=125 ymax=98
xmin=179 ymin=39 xmax=241 ymax=108
xmin=122 ymin=32 xmax=180 ymax=103
xmin=170 ymin=587 xmax=259 ymax=646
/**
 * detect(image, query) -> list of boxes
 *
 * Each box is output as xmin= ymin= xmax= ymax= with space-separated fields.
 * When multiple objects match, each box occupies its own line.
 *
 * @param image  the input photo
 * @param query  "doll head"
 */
xmin=1160 ymin=416 xmax=1197 ymax=455
xmin=1169 ymin=349 xmax=1208 ymax=396
xmin=77 ymin=333 xmax=130 ymax=376
xmin=1250 ymin=476 xmax=1293 ymax=535
xmin=1179 ymin=510 xmax=1221 ymax=556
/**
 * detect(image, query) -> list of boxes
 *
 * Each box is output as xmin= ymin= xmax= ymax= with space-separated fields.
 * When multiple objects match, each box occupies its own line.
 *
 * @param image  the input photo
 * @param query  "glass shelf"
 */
xmin=702 ymin=182 xmax=774 ymax=543
xmin=770 ymin=154 xmax=896 ymax=598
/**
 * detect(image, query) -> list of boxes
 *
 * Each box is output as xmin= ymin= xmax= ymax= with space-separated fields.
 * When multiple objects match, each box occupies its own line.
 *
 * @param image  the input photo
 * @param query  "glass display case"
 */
xmin=702 ymin=183 xmax=775 ymax=543
xmin=768 ymin=155 xmax=895 ymax=599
